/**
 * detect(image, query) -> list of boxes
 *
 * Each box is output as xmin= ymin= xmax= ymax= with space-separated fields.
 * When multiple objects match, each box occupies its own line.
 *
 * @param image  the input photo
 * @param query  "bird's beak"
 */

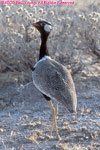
xmin=27 ymin=20 xmax=40 ymax=27
xmin=32 ymin=23 xmax=39 ymax=27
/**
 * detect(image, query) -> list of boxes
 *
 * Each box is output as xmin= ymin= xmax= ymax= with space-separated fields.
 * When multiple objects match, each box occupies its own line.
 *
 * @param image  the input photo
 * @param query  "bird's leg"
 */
xmin=54 ymin=101 xmax=58 ymax=135
xmin=48 ymin=101 xmax=61 ymax=140
xmin=53 ymin=101 xmax=61 ymax=140
xmin=48 ymin=101 xmax=55 ymax=136
xmin=48 ymin=100 xmax=55 ymax=115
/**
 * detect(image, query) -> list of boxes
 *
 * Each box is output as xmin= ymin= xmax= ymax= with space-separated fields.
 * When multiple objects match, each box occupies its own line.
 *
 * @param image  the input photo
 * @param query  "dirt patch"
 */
xmin=0 ymin=76 xmax=100 ymax=150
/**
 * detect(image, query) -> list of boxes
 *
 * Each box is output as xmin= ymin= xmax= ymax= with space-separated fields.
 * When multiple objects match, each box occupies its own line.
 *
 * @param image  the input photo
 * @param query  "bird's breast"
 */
xmin=34 ymin=56 xmax=51 ymax=68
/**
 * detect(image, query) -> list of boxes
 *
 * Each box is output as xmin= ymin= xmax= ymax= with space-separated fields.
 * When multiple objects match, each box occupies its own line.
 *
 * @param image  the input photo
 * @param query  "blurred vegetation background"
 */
xmin=0 ymin=0 xmax=100 ymax=83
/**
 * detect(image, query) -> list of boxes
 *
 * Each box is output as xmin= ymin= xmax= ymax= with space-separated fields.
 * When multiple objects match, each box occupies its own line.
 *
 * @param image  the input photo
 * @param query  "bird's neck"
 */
xmin=39 ymin=34 xmax=49 ymax=60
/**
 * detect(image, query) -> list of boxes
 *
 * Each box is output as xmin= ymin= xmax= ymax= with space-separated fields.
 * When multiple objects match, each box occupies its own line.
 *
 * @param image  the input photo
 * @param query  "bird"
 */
xmin=31 ymin=20 xmax=77 ymax=140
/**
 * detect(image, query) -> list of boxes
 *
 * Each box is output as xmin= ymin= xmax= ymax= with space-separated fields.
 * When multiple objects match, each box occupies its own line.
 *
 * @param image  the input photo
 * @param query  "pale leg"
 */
xmin=48 ymin=101 xmax=61 ymax=140
xmin=48 ymin=101 xmax=55 ymax=136
xmin=53 ymin=101 xmax=61 ymax=140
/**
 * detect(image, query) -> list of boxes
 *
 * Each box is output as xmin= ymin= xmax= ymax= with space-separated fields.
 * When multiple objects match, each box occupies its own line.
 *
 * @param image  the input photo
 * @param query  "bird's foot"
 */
xmin=56 ymin=134 xmax=62 ymax=141
xmin=46 ymin=133 xmax=62 ymax=140
xmin=46 ymin=134 xmax=53 ymax=139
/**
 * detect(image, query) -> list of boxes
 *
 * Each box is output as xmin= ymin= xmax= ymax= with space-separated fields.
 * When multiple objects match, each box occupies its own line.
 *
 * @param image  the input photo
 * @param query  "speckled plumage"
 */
xmin=32 ymin=56 xmax=77 ymax=113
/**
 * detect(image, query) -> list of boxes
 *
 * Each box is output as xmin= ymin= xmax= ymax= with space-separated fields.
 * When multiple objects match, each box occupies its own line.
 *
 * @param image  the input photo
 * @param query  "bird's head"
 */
xmin=32 ymin=20 xmax=52 ymax=36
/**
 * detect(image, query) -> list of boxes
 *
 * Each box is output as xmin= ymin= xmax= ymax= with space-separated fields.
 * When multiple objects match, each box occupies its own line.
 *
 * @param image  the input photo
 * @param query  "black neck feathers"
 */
xmin=39 ymin=33 xmax=49 ymax=60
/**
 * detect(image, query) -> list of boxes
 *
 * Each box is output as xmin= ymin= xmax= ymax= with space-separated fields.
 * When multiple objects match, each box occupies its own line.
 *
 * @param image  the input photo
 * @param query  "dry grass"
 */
xmin=0 ymin=0 xmax=100 ymax=80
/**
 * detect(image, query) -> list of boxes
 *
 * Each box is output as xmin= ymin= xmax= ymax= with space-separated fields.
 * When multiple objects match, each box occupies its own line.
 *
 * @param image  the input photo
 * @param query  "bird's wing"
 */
xmin=32 ymin=58 xmax=77 ymax=111
xmin=41 ymin=61 xmax=76 ymax=108
xmin=46 ymin=68 xmax=76 ymax=104
xmin=51 ymin=59 xmax=76 ymax=93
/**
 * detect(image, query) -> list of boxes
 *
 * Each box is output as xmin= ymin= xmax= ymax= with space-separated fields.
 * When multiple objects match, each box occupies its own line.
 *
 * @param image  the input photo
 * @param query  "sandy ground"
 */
xmin=0 ymin=75 xmax=100 ymax=150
